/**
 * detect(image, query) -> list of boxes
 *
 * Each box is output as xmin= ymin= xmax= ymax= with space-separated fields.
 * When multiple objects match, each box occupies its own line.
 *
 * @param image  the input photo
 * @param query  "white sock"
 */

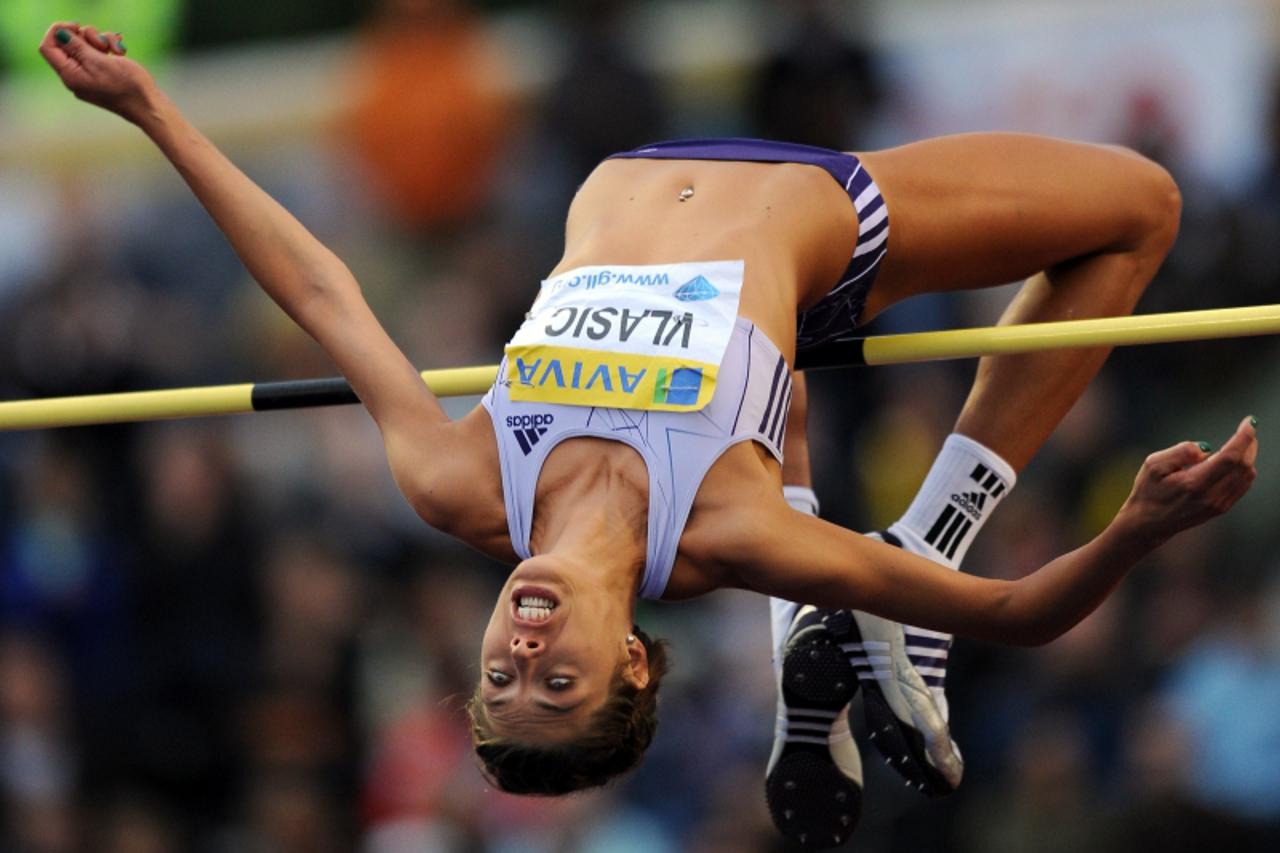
xmin=884 ymin=433 xmax=1016 ymax=718
xmin=889 ymin=433 xmax=1016 ymax=569
xmin=770 ymin=486 xmax=819 ymax=738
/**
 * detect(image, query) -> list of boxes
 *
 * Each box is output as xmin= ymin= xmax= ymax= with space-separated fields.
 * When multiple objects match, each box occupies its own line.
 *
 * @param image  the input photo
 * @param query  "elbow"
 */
xmin=314 ymin=259 xmax=360 ymax=300
xmin=1001 ymin=614 xmax=1062 ymax=647
xmin=297 ymin=261 xmax=360 ymax=320
xmin=1009 ymin=622 xmax=1064 ymax=648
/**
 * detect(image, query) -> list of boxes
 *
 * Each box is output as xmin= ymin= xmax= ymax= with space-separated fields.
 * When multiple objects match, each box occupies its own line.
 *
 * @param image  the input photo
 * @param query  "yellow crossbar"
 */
xmin=1 ymin=305 xmax=1277 ymax=431
xmin=861 ymin=303 xmax=1280 ymax=365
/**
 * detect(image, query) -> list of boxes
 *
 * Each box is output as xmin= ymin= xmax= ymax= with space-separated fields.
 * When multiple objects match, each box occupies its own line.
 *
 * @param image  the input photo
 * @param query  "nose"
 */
xmin=511 ymin=635 xmax=544 ymax=658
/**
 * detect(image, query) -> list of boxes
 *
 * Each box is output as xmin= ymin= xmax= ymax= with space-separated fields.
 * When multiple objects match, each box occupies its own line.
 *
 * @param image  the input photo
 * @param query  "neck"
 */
xmin=530 ymin=447 xmax=649 ymax=599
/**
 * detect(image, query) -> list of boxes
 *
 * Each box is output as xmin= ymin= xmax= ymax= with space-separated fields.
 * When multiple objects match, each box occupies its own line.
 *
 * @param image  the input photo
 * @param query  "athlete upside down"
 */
xmin=40 ymin=21 xmax=1258 ymax=827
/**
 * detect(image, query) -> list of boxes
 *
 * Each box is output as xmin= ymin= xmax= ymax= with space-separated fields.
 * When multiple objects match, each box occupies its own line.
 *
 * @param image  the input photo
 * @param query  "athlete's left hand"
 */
xmin=1119 ymin=415 xmax=1258 ymax=545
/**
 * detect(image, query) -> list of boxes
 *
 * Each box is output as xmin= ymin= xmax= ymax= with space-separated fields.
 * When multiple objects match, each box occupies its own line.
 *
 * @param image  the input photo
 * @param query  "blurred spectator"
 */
xmin=0 ymin=443 xmax=127 ymax=704
xmin=542 ymin=0 xmax=670 ymax=183
xmin=1100 ymin=699 xmax=1254 ymax=853
xmin=118 ymin=426 xmax=261 ymax=828
xmin=749 ymin=0 xmax=883 ymax=149
xmin=236 ymin=534 xmax=364 ymax=846
xmin=1160 ymin=593 xmax=1280 ymax=849
xmin=961 ymin=709 xmax=1111 ymax=853
xmin=0 ymin=634 xmax=78 ymax=853
xmin=343 ymin=0 xmax=515 ymax=230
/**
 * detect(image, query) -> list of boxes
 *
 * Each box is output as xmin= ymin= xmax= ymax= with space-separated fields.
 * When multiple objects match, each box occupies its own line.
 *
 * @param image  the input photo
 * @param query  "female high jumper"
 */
xmin=39 ymin=21 xmax=1258 ymax=846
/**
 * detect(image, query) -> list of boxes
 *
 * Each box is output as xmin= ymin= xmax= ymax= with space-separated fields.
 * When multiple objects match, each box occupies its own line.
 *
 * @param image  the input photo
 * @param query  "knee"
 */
xmin=1141 ymin=160 xmax=1183 ymax=257
xmin=1112 ymin=146 xmax=1183 ymax=259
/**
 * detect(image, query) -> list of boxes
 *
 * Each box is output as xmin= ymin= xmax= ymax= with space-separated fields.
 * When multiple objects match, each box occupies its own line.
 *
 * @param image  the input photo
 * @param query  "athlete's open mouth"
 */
xmin=511 ymin=586 xmax=559 ymax=624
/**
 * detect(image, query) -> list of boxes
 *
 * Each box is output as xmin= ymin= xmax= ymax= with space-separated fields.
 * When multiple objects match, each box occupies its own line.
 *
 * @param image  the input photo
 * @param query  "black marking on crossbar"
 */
xmin=794 ymin=338 xmax=869 ymax=370
xmin=252 ymin=378 xmax=359 ymax=411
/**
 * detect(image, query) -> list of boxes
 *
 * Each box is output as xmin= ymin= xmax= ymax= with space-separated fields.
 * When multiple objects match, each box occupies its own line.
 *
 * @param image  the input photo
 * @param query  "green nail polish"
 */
xmin=117 ymin=39 xmax=126 ymax=52
xmin=1198 ymin=442 xmax=1212 ymax=452
xmin=97 ymin=33 xmax=109 ymax=46
xmin=55 ymin=28 xmax=71 ymax=45
xmin=1250 ymin=416 xmax=1257 ymax=428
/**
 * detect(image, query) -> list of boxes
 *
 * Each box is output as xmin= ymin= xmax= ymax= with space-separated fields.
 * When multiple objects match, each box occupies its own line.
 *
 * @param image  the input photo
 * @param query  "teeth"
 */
xmin=517 ymin=595 xmax=555 ymax=622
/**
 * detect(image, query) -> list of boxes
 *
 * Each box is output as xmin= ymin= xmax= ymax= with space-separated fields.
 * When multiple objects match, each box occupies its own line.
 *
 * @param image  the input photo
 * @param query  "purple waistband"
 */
xmin=608 ymin=138 xmax=861 ymax=189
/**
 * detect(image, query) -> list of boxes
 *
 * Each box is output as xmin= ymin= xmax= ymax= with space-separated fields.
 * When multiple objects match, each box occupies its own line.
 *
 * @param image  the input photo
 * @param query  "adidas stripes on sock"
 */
xmin=890 ymin=433 xmax=1016 ymax=569
xmin=884 ymin=433 xmax=1016 ymax=719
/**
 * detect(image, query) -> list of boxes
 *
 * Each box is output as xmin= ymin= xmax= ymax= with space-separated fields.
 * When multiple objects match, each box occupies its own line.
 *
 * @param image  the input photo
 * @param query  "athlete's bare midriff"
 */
xmin=556 ymin=157 xmax=860 ymax=356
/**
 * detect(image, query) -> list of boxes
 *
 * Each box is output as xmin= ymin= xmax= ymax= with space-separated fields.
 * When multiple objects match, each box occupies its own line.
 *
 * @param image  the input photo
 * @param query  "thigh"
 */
xmin=857 ymin=132 xmax=1176 ymax=320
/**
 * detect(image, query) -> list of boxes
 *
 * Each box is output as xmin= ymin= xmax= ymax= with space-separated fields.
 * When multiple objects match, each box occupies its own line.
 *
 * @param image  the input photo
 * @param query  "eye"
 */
xmin=486 ymin=670 xmax=511 ymax=686
xmin=546 ymin=676 xmax=573 ymax=691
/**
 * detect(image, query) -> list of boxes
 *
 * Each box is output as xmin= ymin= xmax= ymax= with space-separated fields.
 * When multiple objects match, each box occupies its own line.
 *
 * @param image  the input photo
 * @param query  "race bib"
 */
xmin=505 ymin=261 xmax=744 ymax=411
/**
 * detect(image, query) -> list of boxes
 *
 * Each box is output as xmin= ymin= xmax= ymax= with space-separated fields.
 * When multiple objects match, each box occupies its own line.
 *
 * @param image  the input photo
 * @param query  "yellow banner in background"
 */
xmin=505 ymin=344 xmax=717 ymax=412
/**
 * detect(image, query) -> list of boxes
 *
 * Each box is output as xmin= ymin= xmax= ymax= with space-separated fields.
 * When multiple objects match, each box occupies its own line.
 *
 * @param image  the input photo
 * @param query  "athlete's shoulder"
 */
xmin=388 ymin=405 xmax=511 ymax=554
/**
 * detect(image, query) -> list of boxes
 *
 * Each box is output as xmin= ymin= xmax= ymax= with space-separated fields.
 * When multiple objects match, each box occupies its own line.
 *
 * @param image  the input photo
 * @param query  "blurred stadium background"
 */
xmin=2 ymin=0 xmax=1280 ymax=850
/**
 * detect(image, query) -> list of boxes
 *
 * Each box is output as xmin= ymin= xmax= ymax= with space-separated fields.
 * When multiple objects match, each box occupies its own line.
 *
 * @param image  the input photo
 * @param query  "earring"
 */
xmin=627 ymin=634 xmax=637 ymax=643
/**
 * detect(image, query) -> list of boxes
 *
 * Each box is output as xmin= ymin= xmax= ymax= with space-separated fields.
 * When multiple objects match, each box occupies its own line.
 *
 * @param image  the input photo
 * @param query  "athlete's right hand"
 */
xmin=39 ymin=23 xmax=155 ymax=122
xmin=1119 ymin=415 xmax=1258 ymax=546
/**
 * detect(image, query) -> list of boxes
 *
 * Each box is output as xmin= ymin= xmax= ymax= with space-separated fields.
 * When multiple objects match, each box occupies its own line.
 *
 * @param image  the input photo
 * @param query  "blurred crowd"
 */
xmin=3 ymin=1 xmax=1280 ymax=851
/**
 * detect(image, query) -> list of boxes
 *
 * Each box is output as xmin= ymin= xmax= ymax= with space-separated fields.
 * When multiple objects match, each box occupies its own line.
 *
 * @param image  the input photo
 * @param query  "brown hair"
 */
xmin=466 ymin=626 xmax=671 ymax=795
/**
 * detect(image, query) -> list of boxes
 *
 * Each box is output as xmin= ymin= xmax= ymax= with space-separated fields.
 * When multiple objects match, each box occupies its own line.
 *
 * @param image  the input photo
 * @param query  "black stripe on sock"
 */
xmin=944 ymin=518 xmax=973 ymax=560
xmin=925 ymin=505 xmax=957 ymax=547
xmin=935 ymin=511 xmax=968 ymax=556
xmin=971 ymin=463 xmax=988 ymax=483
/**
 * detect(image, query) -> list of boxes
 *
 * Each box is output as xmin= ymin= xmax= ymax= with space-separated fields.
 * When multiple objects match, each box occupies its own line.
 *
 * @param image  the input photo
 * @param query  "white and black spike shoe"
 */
xmin=766 ymin=606 xmax=863 ymax=849
xmin=844 ymin=531 xmax=964 ymax=797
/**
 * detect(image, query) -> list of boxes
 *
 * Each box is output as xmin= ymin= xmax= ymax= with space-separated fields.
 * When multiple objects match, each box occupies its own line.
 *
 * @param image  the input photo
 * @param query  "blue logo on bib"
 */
xmin=674 ymin=275 xmax=719 ymax=302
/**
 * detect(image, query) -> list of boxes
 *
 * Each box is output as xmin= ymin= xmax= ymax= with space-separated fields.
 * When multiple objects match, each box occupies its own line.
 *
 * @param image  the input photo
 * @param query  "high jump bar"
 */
xmin=2 ymin=303 xmax=1278 ymax=431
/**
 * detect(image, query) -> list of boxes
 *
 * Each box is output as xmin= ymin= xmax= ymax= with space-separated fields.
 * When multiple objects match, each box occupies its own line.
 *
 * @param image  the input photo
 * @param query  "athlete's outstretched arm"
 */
xmin=37 ymin=23 xmax=448 ymax=440
xmin=735 ymin=417 xmax=1258 ymax=646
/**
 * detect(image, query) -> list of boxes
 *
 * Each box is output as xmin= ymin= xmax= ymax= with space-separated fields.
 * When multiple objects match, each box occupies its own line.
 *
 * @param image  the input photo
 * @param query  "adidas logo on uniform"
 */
xmin=923 ymin=463 xmax=1008 ymax=559
xmin=505 ymin=413 xmax=554 ymax=455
